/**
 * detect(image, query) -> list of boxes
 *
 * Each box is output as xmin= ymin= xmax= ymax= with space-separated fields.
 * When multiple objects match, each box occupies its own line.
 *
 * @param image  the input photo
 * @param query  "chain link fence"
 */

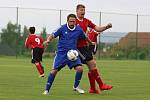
xmin=0 ymin=7 xmax=150 ymax=59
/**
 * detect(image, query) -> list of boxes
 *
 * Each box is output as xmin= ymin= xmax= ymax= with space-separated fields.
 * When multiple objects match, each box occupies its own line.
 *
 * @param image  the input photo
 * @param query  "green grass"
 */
xmin=0 ymin=56 xmax=150 ymax=100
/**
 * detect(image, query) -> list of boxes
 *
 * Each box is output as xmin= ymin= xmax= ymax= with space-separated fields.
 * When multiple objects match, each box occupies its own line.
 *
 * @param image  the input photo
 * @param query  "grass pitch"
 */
xmin=0 ymin=56 xmax=150 ymax=100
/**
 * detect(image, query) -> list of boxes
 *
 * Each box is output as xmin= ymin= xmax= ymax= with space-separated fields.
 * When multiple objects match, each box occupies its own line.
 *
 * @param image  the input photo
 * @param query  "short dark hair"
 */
xmin=76 ymin=4 xmax=85 ymax=10
xmin=29 ymin=27 xmax=35 ymax=34
xmin=67 ymin=14 xmax=76 ymax=21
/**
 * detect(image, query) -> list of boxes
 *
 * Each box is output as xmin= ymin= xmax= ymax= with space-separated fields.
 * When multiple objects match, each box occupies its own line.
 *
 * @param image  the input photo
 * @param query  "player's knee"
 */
xmin=35 ymin=62 xmax=40 ymax=66
xmin=93 ymin=60 xmax=96 ymax=66
xmin=87 ymin=59 xmax=96 ymax=70
xmin=78 ymin=68 xmax=83 ymax=72
xmin=50 ymin=69 xmax=58 ymax=76
xmin=75 ymin=66 xmax=83 ymax=72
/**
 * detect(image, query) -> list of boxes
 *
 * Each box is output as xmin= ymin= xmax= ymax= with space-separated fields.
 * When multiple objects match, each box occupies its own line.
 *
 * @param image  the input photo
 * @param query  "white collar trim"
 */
xmin=67 ymin=23 xmax=76 ymax=31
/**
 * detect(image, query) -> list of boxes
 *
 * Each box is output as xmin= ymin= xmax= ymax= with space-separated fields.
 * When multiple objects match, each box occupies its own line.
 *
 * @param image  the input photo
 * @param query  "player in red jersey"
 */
xmin=75 ymin=4 xmax=113 ymax=94
xmin=87 ymin=28 xmax=99 ymax=55
xmin=25 ymin=27 xmax=45 ymax=77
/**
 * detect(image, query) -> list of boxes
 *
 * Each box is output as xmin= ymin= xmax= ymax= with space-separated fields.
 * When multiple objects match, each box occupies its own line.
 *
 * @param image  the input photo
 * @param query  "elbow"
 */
xmin=94 ymin=26 xmax=101 ymax=32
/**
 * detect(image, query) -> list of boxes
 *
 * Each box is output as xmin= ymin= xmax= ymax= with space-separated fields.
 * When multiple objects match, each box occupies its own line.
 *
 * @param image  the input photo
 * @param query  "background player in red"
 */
xmin=87 ymin=27 xmax=99 ymax=55
xmin=75 ymin=4 xmax=112 ymax=94
xmin=25 ymin=27 xmax=45 ymax=77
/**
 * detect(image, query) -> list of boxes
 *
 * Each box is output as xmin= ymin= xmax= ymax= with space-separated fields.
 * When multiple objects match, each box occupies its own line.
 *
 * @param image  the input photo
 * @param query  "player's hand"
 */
xmin=106 ymin=23 xmax=112 ymax=29
xmin=45 ymin=43 xmax=49 ymax=46
xmin=43 ymin=41 xmax=49 ymax=47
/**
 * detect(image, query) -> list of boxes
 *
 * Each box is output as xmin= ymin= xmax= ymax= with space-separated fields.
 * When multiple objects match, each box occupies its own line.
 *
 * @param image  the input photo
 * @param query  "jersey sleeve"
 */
xmin=51 ymin=26 xmax=62 ymax=38
xmin=87 ymin=19 xmax=96 ymax=29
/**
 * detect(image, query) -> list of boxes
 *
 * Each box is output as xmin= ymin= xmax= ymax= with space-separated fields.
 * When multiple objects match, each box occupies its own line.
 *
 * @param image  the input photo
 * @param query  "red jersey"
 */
xmin=87 ymin=30 xmax=98 ymax=43
xmin=76 ymin=18 xmax=96 ymax=47
xmin=25 ymin=34 xmax=44 ymax=49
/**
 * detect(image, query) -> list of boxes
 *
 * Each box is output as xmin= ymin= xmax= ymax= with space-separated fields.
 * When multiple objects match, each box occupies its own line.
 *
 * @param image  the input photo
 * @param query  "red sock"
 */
xmin=39 ymin=62 xmax=44 ymax=73
xmin=91 ymin=69 xmax=104 ymax=87
xmin=88 ymin=71 xmax=96 ymax=90
xmin=35 ymin=62 xmax=44 ymax=75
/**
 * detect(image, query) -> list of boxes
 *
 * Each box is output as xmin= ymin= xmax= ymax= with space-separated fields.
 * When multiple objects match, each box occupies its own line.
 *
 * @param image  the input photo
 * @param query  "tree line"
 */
xmin=1 ymin=22 xmax=150 ymax=59
xmin=0 ymin=22 xmax=57 ymax=56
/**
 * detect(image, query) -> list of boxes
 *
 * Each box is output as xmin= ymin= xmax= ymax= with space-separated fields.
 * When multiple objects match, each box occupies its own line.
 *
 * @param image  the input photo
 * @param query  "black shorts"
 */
xmin=31 ymin=47 xmax=44 ymax=64
xmin=89 ymin=44 xmax=98 ymax=55
xmin=77 ymin=46 xmax=93 ymax=64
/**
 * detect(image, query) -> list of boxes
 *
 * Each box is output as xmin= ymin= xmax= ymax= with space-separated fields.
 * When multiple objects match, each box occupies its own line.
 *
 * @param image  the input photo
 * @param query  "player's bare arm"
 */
xmin=43 ymin=34 xmax=54 ymax=46
xmin=94 ymin=23 xmax=112 ymax=32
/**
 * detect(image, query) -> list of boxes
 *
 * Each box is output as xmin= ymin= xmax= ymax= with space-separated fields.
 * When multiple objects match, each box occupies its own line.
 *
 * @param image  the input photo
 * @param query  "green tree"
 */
xmin=21 ymin=26 xmax=30 ymax=55
xmin=1 ymin=22 xmax=18 ymax=48
xmin=0 ymin=22 xmax=20 ymax=55
xmin=40 ymin=27 xmax=47 ymax=40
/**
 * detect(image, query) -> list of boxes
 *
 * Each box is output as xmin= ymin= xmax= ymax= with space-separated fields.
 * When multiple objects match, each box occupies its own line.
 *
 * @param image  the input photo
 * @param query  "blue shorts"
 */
xmin=52 ymin=51 xmax=82 ymax=70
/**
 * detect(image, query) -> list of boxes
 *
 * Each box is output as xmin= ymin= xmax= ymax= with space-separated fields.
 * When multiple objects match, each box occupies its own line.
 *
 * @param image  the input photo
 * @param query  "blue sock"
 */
xmin=45 ymin=73 xmax=55 ymax=92
xmin=74 ymin=71 xmax=83 ymax=88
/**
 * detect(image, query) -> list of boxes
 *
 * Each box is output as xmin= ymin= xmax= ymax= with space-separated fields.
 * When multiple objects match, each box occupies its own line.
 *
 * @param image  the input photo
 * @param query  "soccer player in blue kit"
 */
xmin=43 ymin=14 xmax=94 ymax=95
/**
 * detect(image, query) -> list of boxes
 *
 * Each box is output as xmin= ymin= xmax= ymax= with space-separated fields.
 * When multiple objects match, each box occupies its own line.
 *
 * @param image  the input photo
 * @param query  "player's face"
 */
xmin=76 ymin=7 xmax=85 ymax=19
xmin=68 ymin=17 xmax=76 ymax=29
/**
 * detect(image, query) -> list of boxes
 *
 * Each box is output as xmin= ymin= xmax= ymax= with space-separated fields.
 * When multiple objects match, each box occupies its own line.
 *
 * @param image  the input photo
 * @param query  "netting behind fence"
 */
xmin=0 ymin=7 xmax=150 ymax=59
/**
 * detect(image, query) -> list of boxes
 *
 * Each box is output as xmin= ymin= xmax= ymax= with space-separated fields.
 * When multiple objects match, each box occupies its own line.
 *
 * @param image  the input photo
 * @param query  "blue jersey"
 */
xmin=52 ymin=23 xmax=86 ymax=52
